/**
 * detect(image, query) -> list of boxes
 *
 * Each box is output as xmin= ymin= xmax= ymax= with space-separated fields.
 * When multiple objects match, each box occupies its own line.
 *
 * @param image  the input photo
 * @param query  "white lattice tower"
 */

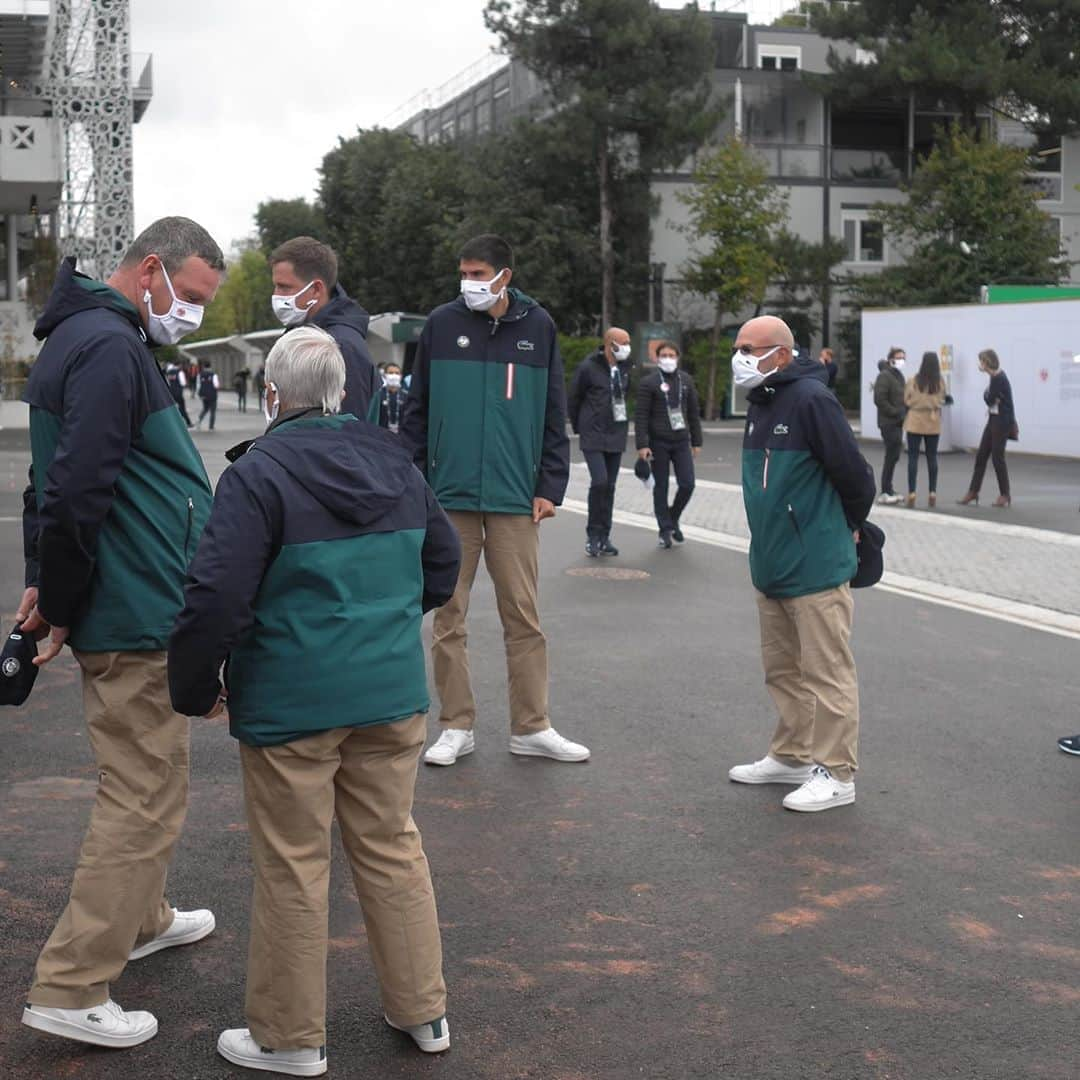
xmin=36 ymin=0 xmax=134 ymax=279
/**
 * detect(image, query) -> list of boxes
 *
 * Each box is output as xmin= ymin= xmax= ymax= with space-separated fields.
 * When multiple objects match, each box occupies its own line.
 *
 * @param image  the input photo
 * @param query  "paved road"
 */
xmin=1 ymin=404 xmax=1079 ymax=1078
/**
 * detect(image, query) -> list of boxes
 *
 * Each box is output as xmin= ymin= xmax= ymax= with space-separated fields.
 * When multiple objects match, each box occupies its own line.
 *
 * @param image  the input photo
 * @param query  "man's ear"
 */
xmin=136 ymin=254 xmax=158 ymax=295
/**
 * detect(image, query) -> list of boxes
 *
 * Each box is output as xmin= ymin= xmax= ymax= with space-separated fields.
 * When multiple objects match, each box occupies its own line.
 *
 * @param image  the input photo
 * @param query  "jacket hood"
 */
xmin=252 ymin=414 xmax=413 ymax=527
xmin=312 ymin=285 xmax=370 ymax=337
xmin=747 ymin=353 xmax=827 ymax=404
xmin=33 ymin=256 xmax=144 ymax=341
xmin=449 ymin=286 xmax=537 ymax=324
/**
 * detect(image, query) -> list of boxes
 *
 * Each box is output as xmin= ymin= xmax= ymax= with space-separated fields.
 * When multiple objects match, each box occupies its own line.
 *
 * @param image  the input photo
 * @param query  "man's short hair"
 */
xmin=459 ymin=234 xmax=513 ymax=272
xmin=654 ymin=339 xmax=680 ymax=356
xmin=265 ymin=326 xmax=345 ymax=415
xmin=122 ymin=216 xmax=225 ymax=274
xmin=820 ymin=348 xmax=833 ymax=361
xmin=270 ymin=236 xmax=339 ymax=292
xmin=887 ymin=346 xmax=904 ymax=360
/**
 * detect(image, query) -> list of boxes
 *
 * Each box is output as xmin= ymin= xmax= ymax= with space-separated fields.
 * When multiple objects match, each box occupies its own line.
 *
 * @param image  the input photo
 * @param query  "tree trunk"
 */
xmin=598 ymin=135 xmax=615 ymax=332
xmin=706 ymin=310 xmax=724 ymax=420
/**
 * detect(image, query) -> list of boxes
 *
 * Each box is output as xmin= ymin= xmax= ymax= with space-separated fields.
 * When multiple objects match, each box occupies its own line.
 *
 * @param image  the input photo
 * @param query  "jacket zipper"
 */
xmin=184 ymin=497 xmax=195 ymax=560
xmin=431 ymin=420 xmax=444 ymax=470
xmin=762 ymin=448 xmax=770 ymax=490
xmin=787 ymin=503 xmax=801 ymax=540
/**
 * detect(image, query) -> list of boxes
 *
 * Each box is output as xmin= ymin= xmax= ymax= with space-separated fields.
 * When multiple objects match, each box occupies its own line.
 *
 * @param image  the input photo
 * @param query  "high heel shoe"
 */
xmin=957 ymin=491 xmax=979 ymax=506
xmin=905 ymin=493 xmax=916 ymax=508
xmin=992 ymin=494 xmax=1011 ymax=508
xmin=928 ymin=493 xmax=937 ymax=508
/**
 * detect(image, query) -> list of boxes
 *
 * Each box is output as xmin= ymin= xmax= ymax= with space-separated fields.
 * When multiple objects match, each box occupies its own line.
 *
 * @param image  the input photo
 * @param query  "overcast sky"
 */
xmin=129 ymin=1 xmax=785 ymax=256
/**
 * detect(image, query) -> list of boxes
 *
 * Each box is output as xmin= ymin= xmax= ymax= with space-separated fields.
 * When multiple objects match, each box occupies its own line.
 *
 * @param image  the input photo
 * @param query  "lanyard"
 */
xmin=611 ymin=364 xmax=624 ymax=403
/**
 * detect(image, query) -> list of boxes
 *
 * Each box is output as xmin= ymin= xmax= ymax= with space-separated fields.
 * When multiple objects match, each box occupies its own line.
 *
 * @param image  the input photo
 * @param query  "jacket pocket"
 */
xmin=430 ymin=420 xmax=445 ymax=472
xmin=184 ymin=497 xmax=195 ymax=561
xmin=787 ymin=503 xmax=803 ymax=546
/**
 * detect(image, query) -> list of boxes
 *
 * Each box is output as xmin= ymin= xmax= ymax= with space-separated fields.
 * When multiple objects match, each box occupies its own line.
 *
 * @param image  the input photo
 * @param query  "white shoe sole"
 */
xmin=385 ymin=1015 xmax=451 ymax=1053
xmin=21 ymin=1006 xmax=158 ymax=1048
xmin=217 ymin=1035 xmax=327 ymax=1076
xmin=728 ymin=770 xmax=813 ymax=786
xmin=783 ymin=791 xmax=856 ymax=812
xmin=423 ymin=742 xmax=474 ymax=767
xmin=129 ymin=913 xmax=216 ymax=960
xmin=509 ymin=740 xmax=590 ymax=762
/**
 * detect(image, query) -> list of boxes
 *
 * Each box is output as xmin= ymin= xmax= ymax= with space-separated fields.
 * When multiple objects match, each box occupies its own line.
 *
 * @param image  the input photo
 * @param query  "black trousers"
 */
xmin=879 ymin=423 xmax=903 ymax=495
xmin=583 ymin=450 xmax=622 ymax=540
xmin=170 ymin=387 xmax=192 ymax=427
xmin=906 ymin=433 xmax=940 ymax=494
xmin=651 ymin=438 xmax=695 ymax=533
xmin=198 ymin=396 xmax=217 ymax=430
xmin=237 ymin=389 xmax=247 ymax=413
xmin=969 ymin=417 xmax=1010 ymax=496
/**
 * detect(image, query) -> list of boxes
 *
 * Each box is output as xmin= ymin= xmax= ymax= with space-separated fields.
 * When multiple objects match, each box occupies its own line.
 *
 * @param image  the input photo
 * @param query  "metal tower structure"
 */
xmin=35 ymin=0 xmax=135 ymax=280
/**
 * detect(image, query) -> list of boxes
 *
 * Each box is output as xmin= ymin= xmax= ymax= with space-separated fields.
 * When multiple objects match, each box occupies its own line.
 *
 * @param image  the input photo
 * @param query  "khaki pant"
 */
xmin=29 ymin=650 xmax=189 ymax=1008
xmin=240 ymin=712 xmax=444 ymax=1049
xmin=757 ymin=584 xmax=860 ymax=782
xmin=432 ymin=510 xmax=549 ymax=735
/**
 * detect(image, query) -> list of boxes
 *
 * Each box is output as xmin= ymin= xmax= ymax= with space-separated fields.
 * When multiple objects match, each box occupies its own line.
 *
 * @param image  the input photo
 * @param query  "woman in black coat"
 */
xmin=634 ymin=340 xmax=703 ymax=548
xmin=958 ymin=348 xmax=1015 ymax=508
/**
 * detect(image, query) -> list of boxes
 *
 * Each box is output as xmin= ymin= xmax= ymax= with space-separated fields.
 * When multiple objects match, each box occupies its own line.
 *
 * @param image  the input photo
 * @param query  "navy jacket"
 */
xmin=567 ymin=350 xmax=632 ymax=454
xmin=742 ymin=358 xmax=876 ymax=598
xmin=984 ymin=371 xmax=1015 ymax=426
xmin=23 ymin=258 xmax=212 ymax=649
xmin=168 ymin=412 xmax=461 ymax=745
xmin=635 ymin=369 xmax=703 ymax=448
xmin=308 ymin=286 xmax=380 ymax=421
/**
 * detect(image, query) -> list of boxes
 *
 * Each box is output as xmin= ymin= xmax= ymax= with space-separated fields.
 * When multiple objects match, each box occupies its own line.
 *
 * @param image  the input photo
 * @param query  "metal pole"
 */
xmin=5 ymin=215 xmax=18 ymax=302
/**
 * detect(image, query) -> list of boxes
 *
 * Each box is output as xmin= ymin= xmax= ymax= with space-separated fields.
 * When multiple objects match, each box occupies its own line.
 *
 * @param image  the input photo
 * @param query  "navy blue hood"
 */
xmin=33 ymin=257 xmax=144 ymax=342
xmin=312 ymin=285 xmax=370 ymax=338
xmin=746 ymin=353 xmax=828 ymax=405
xmin=251 ymin=415 xmax=414 ymax=527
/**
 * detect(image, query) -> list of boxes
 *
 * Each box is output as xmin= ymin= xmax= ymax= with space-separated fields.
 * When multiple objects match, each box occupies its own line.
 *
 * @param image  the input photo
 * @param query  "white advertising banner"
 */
xmin=860 ymin=300 xmax=1080 ymax=459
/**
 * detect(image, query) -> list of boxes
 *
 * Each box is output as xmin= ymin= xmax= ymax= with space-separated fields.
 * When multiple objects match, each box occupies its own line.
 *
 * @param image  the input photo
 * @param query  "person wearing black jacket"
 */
xmin=376 ymin=362 xmax=407 ymax=433
xmin=567 ymin=326 xmax=632 ymax=556
xmin=635 ymin=340 xmax=703 ymax=548
xmin=169 ymin=327 xmax=461 ymax=1072
xmin=270 ymin=236 xmax=381 ymax=421
xmin=958 ymin=348 xmax=1015 ymax=508
xmin=872 ymin=346 xmax=906 ymax=504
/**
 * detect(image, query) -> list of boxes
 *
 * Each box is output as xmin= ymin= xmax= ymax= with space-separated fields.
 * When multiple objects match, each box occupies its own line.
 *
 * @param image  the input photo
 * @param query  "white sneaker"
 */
xmin=129 ymin=907 xmax=216 ymax=960
xmin=782 ymin=766 xmax=855 ymax=812
xmin=424 ymin=729 xmax=475 ymax=766
xmin=876 ymin=492 xmax=902 ymax=505
xmin=22 ymin=998 xmax=158 ymax=1048
xmin=385 ymin=1014 xmax=451 ymax=1053
xmin=728 ymin=755 xmax=814 ymax=785
xmin=217 ymin=1028 xmax=327 ymax=1076
xmin=509 ymin=727 xmax=590 ymax=762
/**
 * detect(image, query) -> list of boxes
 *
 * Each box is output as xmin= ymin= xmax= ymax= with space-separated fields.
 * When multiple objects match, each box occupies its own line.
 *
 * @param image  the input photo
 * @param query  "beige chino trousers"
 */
xmin=29 ymin=650 xmax=188 ymax=1008
xmin=239 ymin=712 xmax=445 ymax=1049
xmin=757 ymin=584 xmax=860 ymax=782
xmin=432 ymin=510 xmax=550 ymax=735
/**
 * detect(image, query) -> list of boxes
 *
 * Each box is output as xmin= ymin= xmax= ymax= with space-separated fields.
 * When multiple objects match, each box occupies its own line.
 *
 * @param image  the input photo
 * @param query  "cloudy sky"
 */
xmin=129 ymin=1 xmax=786 ymax=255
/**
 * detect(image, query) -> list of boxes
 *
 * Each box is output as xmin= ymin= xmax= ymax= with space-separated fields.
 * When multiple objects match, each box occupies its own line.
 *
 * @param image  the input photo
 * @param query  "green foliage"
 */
xmin=558 ymin=334 xmax=602 ymax=372
xmin=254 ymin=198 xmax=327 ymax=254
xmin=847 ymin=128 xmax=1068 ymax=310
xmin=768 ymin=229 xmax=847 ymax=343
xmin=813 ymin=0 xmax=1080 ymax=134
xmin=187 ymin=248 xmax=276 ymax=342
xmin=686 ymin=334 xmax=732 ymax=415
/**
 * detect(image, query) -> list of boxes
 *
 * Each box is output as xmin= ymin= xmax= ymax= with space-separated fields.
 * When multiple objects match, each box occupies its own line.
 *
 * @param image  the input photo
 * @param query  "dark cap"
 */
xmin=634 ymin=457 xmax=652 ymax=482
xmin=0 ymin=625 xmax=39 ymax=706
xmin=851 ymin=521 xmax=885 ymax=589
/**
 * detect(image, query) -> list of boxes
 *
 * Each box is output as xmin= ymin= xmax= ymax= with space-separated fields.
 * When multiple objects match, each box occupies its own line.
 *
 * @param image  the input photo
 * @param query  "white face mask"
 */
xmin=892 ymin=357 xmax=906 ymax=370
xmin=612 ymin=343 xmax=632 ymax=362
xmin=460 ymin=271 xmax=507 ymax=312
xmin=272 ymin=282 xmax=316 ymax=328
xmin=385 ymin=373 xmax=402 ymax=389
xmin=731 ymin=346 xmax=782 ymax=390
xmin=658 ymin=355 xmax=678 ymax=374
xmin=144 ymin=259 xmax=204 ymax=345
xmin=263 ymin=381 xmax=280 ymax=426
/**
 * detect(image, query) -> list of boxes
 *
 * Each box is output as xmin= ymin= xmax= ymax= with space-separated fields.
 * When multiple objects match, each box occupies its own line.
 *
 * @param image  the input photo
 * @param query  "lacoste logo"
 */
xmin=516 ymin=340 xmax=535 ymax=351
xmin=773 ymin=423 xmax=789 ymax=436
xmin=457 ymin=335 xmax=470 ymax=349
xmin=86 ymin=1013 xmax=104 ymax=1024
xmin=3 ymin=657 xmax=20 ymax=677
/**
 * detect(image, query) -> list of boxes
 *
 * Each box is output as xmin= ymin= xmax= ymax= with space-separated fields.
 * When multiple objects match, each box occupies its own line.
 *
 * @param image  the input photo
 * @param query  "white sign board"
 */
xmin=861 ymin=301 xmax=1080 ymax=459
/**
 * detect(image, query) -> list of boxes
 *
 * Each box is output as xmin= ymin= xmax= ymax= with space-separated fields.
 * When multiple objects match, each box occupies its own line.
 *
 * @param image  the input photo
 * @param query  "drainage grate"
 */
xmin=565 ymin=566 xmax=650 ymax=581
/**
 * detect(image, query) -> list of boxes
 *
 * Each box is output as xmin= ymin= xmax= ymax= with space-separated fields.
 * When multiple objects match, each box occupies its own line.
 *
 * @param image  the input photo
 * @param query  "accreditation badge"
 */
xmin=613 ymin=400 xmax=628 ymax=422
xmin=668 ymin=405 xmax=687 ymax=431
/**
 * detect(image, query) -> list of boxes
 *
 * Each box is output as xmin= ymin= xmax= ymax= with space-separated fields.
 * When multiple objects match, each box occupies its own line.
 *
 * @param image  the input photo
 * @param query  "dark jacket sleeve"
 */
xmin=23 ymin=467 xmax=39 ymax=589
xmin=803 ymin=390 xmax=876 ymax=529
xmin=400 ymin=322 xmax=431 ymax=470
xmin=567 ymin=361 xmax=586 ymax=434
xmin=985 ymin=372 xmax=1015 ymax=423
xmin=168 ymin=463 xmax=280 ymax=717
xmin=686 ymin=375 xmax=703 ymax=447
xmin=873 ymin=372 xmax=904 ymax=425
xmin=36 ymin=342 xmax=144 ymax=628
xmin=534 ymin=330 xmax=571 ymax=505
xmin=420 ymin=482 xmax=461 ymax=613
xmin=635 ymin=375 xmax=653 ymax=449
xmin=331 ymin=327 xmax=379 ymax=420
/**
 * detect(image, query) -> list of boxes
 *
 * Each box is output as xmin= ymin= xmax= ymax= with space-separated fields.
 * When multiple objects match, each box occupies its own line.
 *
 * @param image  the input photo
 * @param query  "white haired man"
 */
xmin=169 ymin=327 xmax=461 ymax=1075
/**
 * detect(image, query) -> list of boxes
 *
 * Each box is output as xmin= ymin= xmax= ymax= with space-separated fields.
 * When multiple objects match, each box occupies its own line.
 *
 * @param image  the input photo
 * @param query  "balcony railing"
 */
xmin=830 ymin=147 xmax=909 ymax=184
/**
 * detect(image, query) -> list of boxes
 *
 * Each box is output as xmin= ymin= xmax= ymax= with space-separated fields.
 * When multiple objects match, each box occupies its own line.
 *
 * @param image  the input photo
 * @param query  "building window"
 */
xmin=854 ymin=48 xmax=875 ymax=66
xmin=841 ymin=210 xmax=885 ymax=263
xmin=758 ymin=45 xmax=801 ymax=72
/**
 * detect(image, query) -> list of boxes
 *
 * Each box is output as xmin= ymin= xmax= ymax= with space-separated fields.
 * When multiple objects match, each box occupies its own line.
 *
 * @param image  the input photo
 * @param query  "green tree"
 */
xmin=254 ymin=198 xmax=327 ymax=254
xmin=813 ymin=0 xmax=1080 ymax=134
xmin=678 ymin=137 xmax=788 ymax=419
xmin=484 ymin=0 xmax=718 ymax=329
xmin=847 ymin=127 xmax=1068 ymax=311
xmin=188 ymin=246 xmax=276 ymax=342
xmin=768 ymin=229 xmax=847 ymax=345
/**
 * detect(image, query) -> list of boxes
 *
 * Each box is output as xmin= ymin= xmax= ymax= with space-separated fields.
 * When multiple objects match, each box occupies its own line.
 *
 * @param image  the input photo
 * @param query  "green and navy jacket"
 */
xmin=742 ymin=359 xmax=875 ymax=599
xmin=167 ymin=413 xmax=461 ymax=746
xmin=23 ymin=257 xmax=213 ymax=651
xmin=399 ymin=290 xmax=570 ymax=513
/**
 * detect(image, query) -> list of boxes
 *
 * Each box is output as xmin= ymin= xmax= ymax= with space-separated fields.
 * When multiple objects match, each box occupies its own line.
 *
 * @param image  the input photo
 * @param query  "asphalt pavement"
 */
xmin=1 ymin=399 xmax=1079 ymax=1079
